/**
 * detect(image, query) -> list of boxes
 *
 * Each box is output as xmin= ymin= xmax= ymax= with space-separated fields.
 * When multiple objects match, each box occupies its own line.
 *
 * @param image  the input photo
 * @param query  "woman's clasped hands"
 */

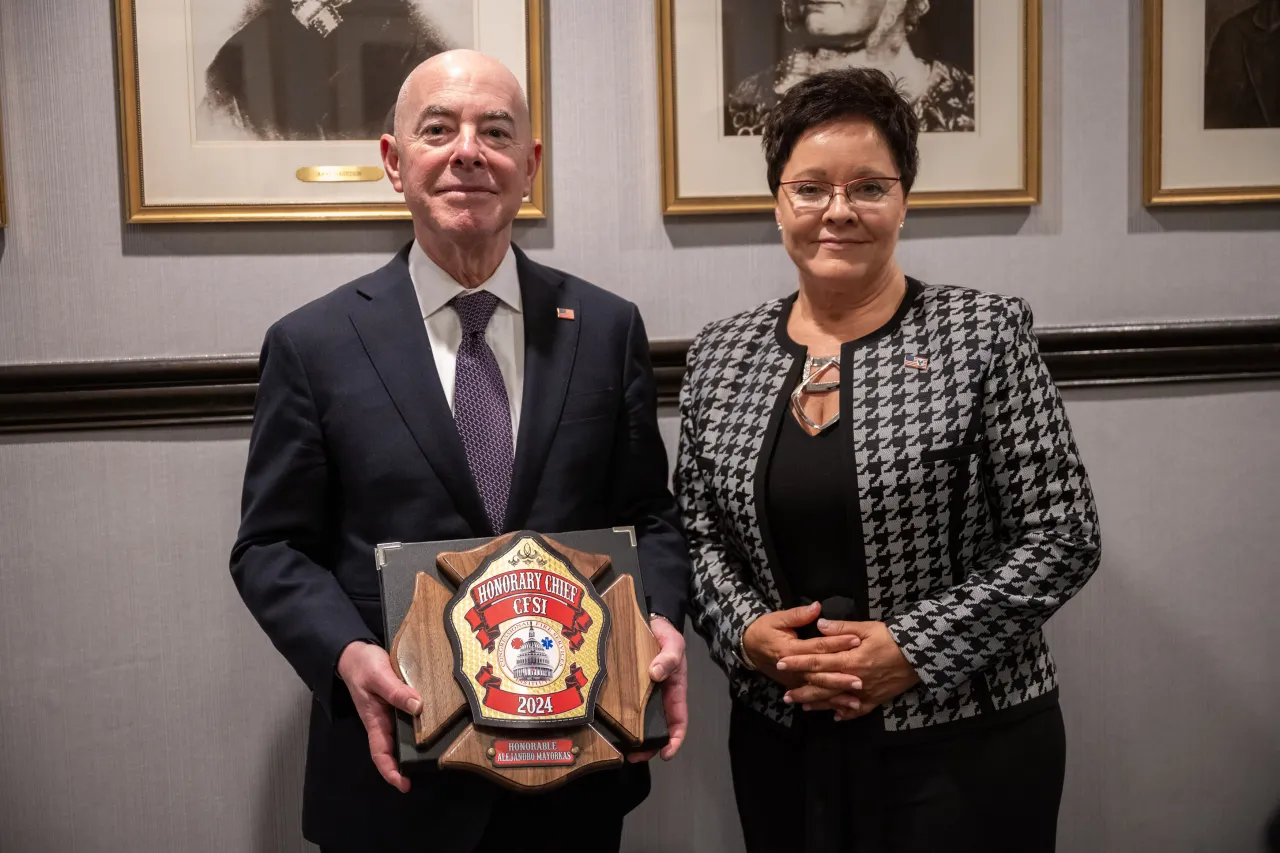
xmin=743 ymin=601 xmax=920 ymax=722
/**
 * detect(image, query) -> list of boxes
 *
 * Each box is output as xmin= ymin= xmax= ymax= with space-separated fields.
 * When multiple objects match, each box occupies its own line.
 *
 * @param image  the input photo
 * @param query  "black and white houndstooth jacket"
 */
xmin=676 ymin=280 xmax=1101 ymax=732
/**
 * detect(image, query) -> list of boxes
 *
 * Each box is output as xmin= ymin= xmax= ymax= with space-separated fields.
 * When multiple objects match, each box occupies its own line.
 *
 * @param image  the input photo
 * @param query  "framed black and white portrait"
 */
xmin=114 ymin=0 xmax=547 ymax=223
xmin=658 ymin=0 xmax=1041 ymax=213
xmin=0 ymin=104 xmax=7 ymax=228
xmin=1145 ymin=0 xmax=1280 ymax=204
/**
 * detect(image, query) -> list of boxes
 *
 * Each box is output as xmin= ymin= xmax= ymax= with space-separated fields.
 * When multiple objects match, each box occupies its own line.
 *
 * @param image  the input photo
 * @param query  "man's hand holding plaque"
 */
xmin=336 ymin=641 xmax=422 ymax=793
xmin=627 ymin=615 xmax=687 ymax=763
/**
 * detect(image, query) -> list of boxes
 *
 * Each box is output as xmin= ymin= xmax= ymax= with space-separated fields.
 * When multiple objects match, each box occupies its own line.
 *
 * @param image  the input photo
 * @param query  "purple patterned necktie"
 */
xmin=450 ymin=291 xmax=513 ymax=533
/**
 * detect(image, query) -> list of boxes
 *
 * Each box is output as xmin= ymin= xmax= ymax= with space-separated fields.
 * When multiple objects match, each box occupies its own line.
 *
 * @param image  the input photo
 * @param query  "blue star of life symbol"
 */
xmin=540 ymin=637 xmax=555 ymax=650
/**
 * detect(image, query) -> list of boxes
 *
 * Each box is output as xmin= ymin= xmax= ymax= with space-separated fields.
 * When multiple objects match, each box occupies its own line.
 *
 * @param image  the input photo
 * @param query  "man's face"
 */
xmin=382 ymin=58 xmax=541 ymax=244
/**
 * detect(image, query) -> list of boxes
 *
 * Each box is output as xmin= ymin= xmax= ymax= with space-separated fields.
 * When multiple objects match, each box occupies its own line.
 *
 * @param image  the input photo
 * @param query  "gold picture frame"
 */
xmin=657 ymin=0 xmax=1042 ymax=214
xmin=114 ymin=0 xmax=548 ymax=223
xmin=1144 ymin=0 xmax=1280 ymax=205
xmin=0 ymin=100 xmax=8 ymax=228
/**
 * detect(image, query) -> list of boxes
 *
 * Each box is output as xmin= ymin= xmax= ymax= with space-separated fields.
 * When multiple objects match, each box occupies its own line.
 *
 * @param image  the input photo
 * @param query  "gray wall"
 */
xmin=1 ymin=1 xmax=1277 ymax=851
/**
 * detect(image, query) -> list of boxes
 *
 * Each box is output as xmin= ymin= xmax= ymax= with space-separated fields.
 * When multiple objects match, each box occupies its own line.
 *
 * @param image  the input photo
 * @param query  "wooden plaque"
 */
xmin=376 ymin=528 xmax=669 ymax=791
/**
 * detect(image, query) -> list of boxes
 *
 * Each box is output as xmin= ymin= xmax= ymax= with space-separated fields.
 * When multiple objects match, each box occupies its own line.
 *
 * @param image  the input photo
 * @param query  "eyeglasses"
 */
xmin=778 ymin=177 xmax=903 ymax=212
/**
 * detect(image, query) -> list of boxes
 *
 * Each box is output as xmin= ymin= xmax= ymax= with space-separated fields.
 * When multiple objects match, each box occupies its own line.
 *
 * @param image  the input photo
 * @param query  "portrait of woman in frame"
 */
xmin=1145 ymin=0 xmax=1280 ymax=205
xmin=0 ymin=104 xmax=8 ymax=228
xmin=657 ymin=0 xmax=1041 ymax=214
xmin=722 ymin=0 xmax=977 ymax=136
xmin=114 ymin=0 xmax=547 ymax=223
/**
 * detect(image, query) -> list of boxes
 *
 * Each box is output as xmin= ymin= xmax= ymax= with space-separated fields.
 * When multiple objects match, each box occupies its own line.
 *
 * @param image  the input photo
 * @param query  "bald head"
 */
xmin=394 ymin=49 xmax=531 ymax=142
xmin=379 ymin=47 xmax=542 ymax=264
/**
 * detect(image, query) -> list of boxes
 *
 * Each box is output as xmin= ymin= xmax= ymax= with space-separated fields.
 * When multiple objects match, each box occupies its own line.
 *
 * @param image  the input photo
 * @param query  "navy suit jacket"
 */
xmin=230 ymin=244 xmax=689 ymax=848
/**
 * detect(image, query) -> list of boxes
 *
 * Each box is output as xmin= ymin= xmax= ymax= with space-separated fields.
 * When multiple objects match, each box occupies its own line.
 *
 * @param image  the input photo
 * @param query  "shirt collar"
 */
xmin=408 ymin=241 xmax=523 ymax=319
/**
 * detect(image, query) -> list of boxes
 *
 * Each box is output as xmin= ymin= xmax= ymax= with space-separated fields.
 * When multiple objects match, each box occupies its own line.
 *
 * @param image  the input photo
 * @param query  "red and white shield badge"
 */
xmin=445 ymin=533 xmax=611 ymax=729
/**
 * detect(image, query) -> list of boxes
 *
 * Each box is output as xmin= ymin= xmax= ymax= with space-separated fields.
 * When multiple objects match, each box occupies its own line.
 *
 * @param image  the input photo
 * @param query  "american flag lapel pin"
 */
xmin=904 ymin=354 xmax=929 ymax=371
xmin=556 ymin=307 xmax=576 ymax=320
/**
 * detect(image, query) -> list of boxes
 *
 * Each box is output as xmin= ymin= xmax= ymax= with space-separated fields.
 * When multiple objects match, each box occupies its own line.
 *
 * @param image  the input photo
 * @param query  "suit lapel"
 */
xmin=504 ymin=247 xmax=580 ymax=530
xmin=348 ymin=247 xmax=489 ymax=536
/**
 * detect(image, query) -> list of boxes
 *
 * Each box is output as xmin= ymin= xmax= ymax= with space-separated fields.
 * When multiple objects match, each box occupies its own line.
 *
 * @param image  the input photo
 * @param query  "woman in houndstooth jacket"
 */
xmin=677 ymin=68 xmax=1101 ymax=853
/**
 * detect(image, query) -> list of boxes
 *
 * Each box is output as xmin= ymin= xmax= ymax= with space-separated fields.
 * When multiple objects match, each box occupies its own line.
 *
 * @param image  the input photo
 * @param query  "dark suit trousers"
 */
xmin=321 ymin=763 xmax=641 ymax=853
xmin=729 ymin=700 xmax=1066 ymax=853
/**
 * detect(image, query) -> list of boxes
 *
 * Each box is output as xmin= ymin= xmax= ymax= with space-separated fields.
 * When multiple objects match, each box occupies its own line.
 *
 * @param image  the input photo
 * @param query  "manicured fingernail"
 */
xmin=775 ymin=661 xmax=787 ymax=671
xmin=817 ymin=619 xmax=831 ymax=630
xmin=849 ymin=679 xmax=862 ymax=690
xmin=650 ymin=664 xmax=665 ymax=680
xmin=783 ymin=694 xmax=794 ymax=704
xmin=408 ymin=698 xmax=422 ymax=715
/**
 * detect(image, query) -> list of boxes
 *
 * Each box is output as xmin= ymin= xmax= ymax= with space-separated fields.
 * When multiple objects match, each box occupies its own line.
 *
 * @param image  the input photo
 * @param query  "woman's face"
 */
xmin=797 ymin=0 xmax=889 ymax=38
xmin=774 ymin=117 xmax=906 ymax=287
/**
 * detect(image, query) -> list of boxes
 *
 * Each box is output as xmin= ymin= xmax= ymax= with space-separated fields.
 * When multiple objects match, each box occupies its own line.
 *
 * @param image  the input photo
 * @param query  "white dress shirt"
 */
xmin=408 ymin=241 xmax=524 ymax=450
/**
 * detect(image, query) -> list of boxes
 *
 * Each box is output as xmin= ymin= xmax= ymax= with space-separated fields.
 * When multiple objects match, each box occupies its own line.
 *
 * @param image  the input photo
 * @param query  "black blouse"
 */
xmin=765 ymin=314 xmax=874 ymax=629
xmin=763 ymin=324 xmax=884 ymax=849
xmin=765 ymin=413 xmax=864 ymax=614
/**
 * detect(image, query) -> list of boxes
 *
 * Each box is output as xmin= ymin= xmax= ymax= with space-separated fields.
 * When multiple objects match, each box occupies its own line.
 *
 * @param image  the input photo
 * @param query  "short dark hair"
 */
xmin=763 ymin=67 xmax=920 ymax=197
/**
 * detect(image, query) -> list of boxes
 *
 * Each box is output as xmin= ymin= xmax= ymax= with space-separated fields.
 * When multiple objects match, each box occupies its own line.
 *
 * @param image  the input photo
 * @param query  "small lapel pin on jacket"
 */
xmin=556 ymin=307 xmax=575 ymax=321
xmin=904 ymin=355 xmax=929 ymax=371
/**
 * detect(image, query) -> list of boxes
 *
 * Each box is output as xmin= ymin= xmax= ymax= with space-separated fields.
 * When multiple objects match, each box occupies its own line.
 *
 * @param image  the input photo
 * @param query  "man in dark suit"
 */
xmin=230 ymin=50 xmax=690 ymax=852
xmin=1205 ymin=0 xmax=1280 ymax=128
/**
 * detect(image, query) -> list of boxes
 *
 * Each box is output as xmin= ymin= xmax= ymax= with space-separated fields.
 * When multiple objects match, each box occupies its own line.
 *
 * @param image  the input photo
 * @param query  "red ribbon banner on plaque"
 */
xmin=474 ymin=663 xmax=590 ymax=716
xmin=464 ymin=569 xmax=594 ymax=651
